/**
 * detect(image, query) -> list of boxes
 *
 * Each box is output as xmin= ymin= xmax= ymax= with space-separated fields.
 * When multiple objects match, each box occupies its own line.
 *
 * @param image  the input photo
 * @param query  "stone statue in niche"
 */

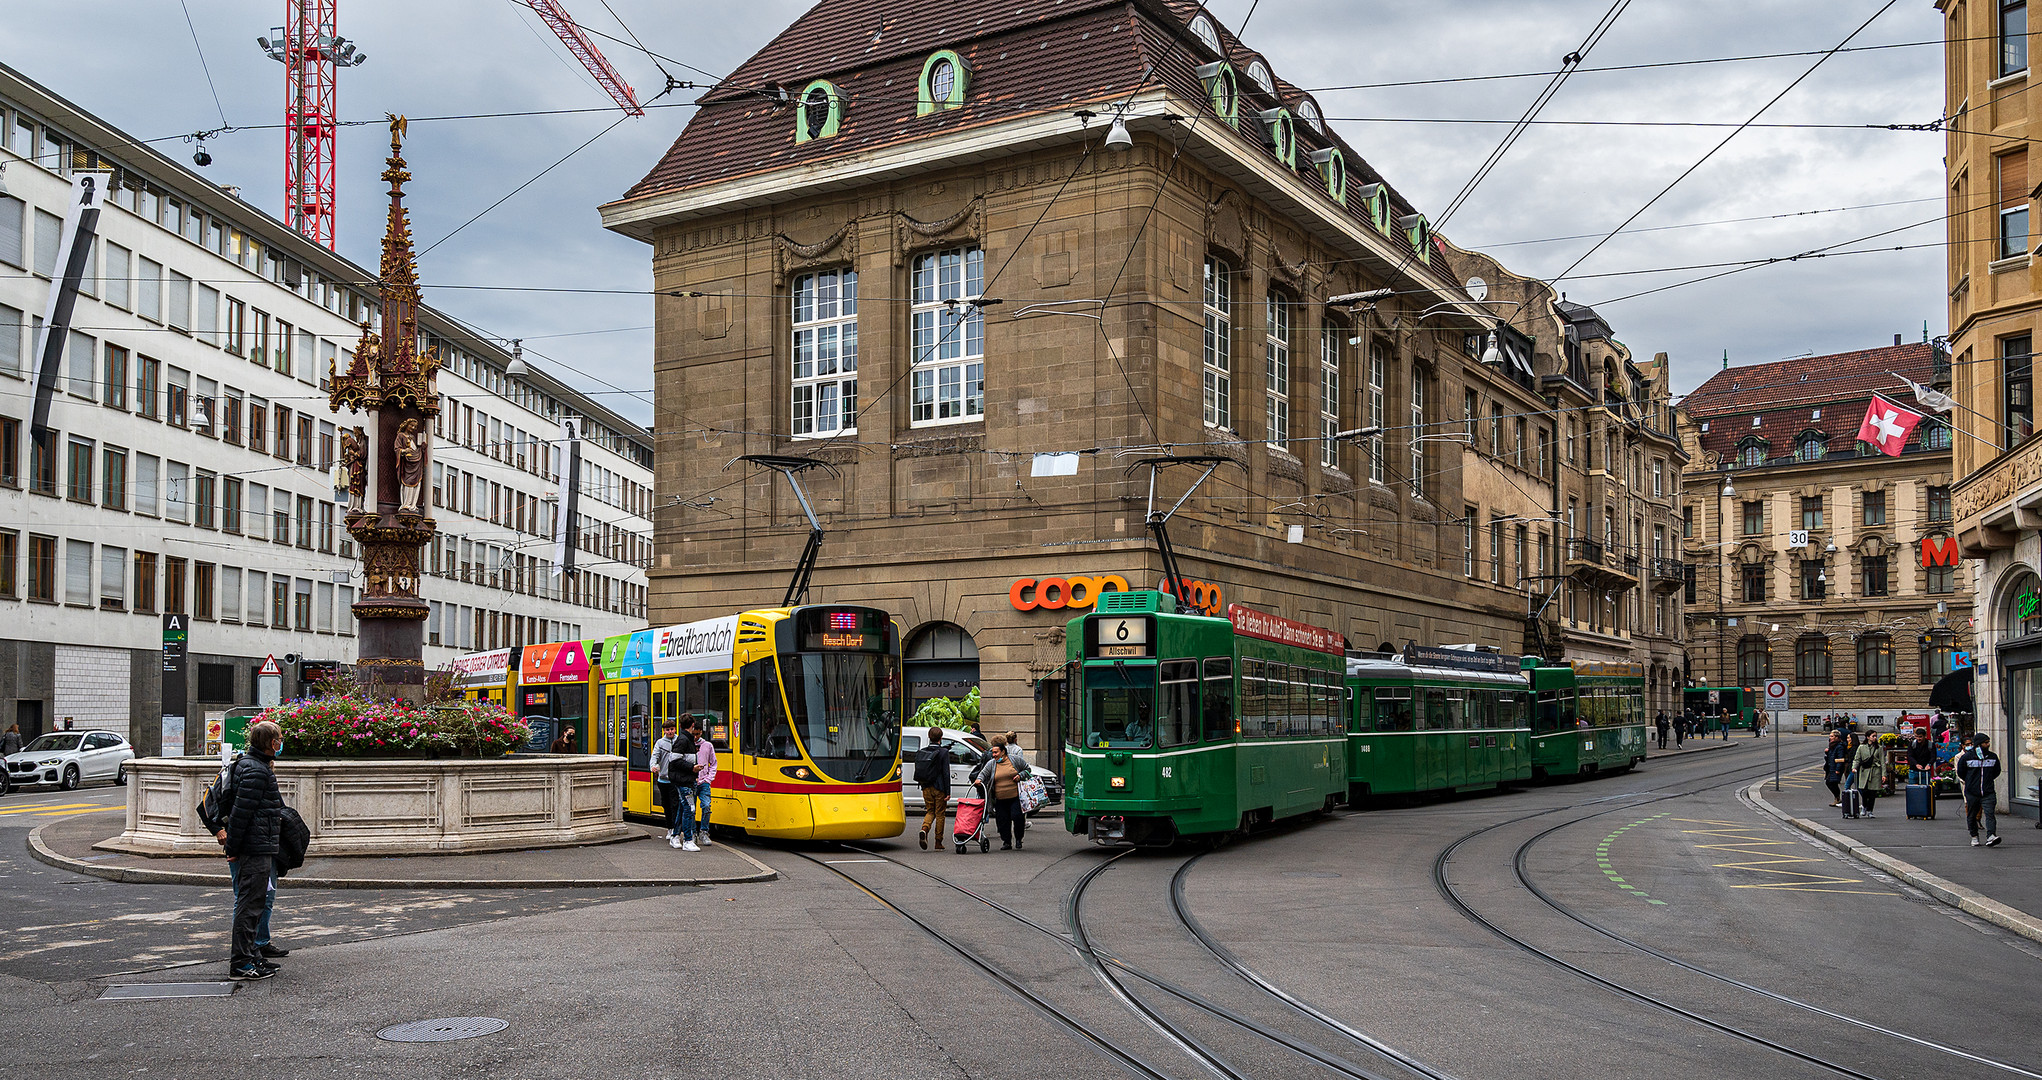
xmin=337 ymin=425 xmax=368 ymax=513
xmin=395 ymin=418 xmax=425 ymax=514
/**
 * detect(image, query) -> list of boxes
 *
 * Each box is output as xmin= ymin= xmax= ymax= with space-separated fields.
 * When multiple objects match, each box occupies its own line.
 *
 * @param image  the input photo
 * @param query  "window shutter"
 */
xmin=2003 ymin=149 xmax=2029 ymax=210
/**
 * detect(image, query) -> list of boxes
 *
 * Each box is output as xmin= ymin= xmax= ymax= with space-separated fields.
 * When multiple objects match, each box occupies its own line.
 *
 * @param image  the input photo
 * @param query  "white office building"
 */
xmin=0 ymin=62 xmax=651 ymax=751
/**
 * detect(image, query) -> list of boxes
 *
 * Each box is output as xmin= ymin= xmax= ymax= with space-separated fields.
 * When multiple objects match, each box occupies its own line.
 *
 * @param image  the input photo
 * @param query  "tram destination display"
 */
xmin=1084 ymin=614 xmax=1154 ymax=658
xmin=797 ymin=608 xmax=892 ymax=652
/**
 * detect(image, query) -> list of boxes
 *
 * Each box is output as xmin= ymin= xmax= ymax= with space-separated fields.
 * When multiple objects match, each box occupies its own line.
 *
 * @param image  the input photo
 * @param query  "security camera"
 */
xmin=283 ymin=653 xmax=301 ymax=666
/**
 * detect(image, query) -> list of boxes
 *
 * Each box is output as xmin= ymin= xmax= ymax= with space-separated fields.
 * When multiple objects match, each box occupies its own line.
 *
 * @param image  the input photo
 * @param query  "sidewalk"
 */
xmin=27 ymin=813 xmax=777 ymax=890
xmin=1646 ymin=728 xmax=1769 ymax=759
xmin=1746 ymin=764 xmax=2042 ymax=945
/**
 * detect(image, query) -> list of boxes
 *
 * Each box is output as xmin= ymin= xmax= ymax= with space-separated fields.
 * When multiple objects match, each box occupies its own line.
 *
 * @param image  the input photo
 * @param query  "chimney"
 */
xmin=1894 ymin=334 xmax=1902 ymax=346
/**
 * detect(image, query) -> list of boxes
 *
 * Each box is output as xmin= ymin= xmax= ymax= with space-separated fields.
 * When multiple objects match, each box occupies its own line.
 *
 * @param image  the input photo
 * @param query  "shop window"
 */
xmin=1796 ymin=634 xmax=1832 ymax=685
xmin=1737 ymin=635 xmax=1771 ymax=685
xmin=1856 ymin=633 xmax=1895 ymax=685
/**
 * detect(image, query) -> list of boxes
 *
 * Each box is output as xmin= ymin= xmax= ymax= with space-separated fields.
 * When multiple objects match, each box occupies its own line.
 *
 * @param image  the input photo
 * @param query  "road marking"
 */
xmin=0 ymin=802 xmax=98 ymax=816
xmin=32 ymin=807 xmax=121 ymax=818
xmin=1679 ymin=818 xmax=1888 ymax=894
xmin=1596 ymin=814 xmax=1671 ymax=905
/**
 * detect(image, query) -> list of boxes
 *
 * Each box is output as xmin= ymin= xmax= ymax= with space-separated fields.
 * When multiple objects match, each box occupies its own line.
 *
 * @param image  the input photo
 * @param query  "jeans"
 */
xmin=228 ymin=859 xmax=274 ymax=950
xmin=230 ymin=853 xmax=275 ymax=966
xmin=659 ymin=781 xmax=685 ymax=836
xmin=992 ymin=797 xmax=1026 ymax=845
xmin=918 ymin=786 xmax=949 ymax=841
xmin=680 ymin=781 xmax=711 ymax=841
xmin=1966 ymin=793 xmax=1998 ymax=838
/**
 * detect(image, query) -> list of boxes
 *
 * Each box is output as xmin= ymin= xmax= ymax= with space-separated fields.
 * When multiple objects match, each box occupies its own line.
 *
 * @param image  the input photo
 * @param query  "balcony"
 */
xmin=1566 ymin=538 xmax=1639 ymax=591
xmin=1650 ymin=557 xmax=1688 ymax=593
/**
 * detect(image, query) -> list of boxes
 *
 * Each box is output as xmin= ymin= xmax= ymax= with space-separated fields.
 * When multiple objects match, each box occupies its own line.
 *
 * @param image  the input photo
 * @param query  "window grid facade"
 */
xmin=790 ymin=268 xmax=858 ymax=437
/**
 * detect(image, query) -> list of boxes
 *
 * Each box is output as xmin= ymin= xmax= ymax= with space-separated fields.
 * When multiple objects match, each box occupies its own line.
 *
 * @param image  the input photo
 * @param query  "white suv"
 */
xmin=901 ymin=728 xmax=1062 ymax=815
xmin=4 ymin=731 xmax=135 ymax=790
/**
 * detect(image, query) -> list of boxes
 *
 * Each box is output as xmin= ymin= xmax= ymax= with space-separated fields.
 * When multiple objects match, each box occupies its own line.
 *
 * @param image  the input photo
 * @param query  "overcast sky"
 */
xmin=1 ymin=1 xmax=1947 ymax=422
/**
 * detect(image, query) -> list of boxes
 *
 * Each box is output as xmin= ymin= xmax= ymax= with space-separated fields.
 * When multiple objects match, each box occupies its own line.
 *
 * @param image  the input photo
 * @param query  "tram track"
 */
xmin=1429 ymin=750 xmax=1997 ymax=1080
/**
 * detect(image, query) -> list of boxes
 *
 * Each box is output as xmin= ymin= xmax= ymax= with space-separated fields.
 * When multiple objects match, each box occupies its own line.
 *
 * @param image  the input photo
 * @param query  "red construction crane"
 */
xmin=523 ymin=1 xmax=645 ymax=116
xmin=258 ymin=1 xmax=368 ymax=251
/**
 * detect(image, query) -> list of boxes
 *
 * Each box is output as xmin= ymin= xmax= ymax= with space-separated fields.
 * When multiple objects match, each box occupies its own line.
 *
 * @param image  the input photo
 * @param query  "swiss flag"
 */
xmin=1856 ymin=394 xmax=1924 ymax=456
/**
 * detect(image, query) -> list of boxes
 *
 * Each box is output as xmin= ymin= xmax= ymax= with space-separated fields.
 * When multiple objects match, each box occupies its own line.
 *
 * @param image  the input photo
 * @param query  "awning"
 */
xmin=1928 ymin=666 xmax=1973 ymax=713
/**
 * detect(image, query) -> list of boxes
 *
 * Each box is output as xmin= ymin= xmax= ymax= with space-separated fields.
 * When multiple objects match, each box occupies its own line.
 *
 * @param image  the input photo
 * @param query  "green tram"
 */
xmin=1529 ymin=660 xmax=1649 ymax=778
xmin=1345 ymin=645 xmax=1533 ymax=799
xmin=1683 ymin=685 xmax=1756 ymax=730
xmin=1059 ymin=591 xmax=1347 ymax=847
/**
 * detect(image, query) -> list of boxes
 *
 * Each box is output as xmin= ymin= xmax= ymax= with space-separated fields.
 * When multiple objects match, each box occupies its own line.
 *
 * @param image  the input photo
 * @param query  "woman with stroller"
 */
xmin=975 ymin=735 xmax=1028 ymax=851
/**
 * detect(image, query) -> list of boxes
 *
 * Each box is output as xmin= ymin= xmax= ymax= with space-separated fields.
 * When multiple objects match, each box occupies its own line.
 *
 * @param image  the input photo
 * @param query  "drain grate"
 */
xmin=102 ymin=982 xmax=236 ymax=1001
xmin=377 ymin=1017 xmax=509 ymax=1043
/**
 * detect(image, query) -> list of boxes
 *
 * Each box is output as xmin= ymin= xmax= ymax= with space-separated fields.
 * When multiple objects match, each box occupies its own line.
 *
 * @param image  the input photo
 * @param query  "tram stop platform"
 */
xmin=1748 ymin=755 xmax=2042 ymax=947
xmin=27 ymin=813 xmax=777 ymax=889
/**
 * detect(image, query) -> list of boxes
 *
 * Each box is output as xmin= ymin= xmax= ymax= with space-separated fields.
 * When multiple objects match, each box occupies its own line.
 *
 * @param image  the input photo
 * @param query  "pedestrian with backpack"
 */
xmin=213 ymin=721 xmax=287 ymax=981
xmin=912 ymin=726 xmax=952 ymax=851
xmin=679 ymin=716 xmax=714 ymax=849
xmin=652 ymin=721 xmax=686 ymax=848
xmin=1953 ymin=732 xmax=2003 ymax=847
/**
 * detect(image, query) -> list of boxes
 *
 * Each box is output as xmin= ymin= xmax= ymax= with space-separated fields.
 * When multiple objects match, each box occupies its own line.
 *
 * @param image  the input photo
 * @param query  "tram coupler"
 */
xmin=1088 ymin=815 xmax=1127 ymax=845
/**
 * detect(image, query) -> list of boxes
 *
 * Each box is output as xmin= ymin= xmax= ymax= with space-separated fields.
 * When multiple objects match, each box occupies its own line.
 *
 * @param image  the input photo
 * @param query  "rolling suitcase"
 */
xmin=1905 ymin=783 xmax=1935 ymax=820
xmin=1841 ymin=786 xmax=1862 ymax=820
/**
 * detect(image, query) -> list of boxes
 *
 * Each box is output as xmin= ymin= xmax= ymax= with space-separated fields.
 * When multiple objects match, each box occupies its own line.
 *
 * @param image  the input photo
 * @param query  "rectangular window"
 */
xmin=33 ymin=209 xmax=60 ymax=276
xmin=0 ymin=416 xmax=14 ymax=487
xmin=220 ymin=567 xmax=240 ymax=623
xmin=165 ymin=461 xmax=188 ymax=523
xmin=1927 ymin=563 xmax=1956 ymax=594
xmin=224 ymin=297 xmax=245 ymax=355
xmin=1204 ymin=257 xmax=1232 ymax=429
xmin=1367 ymin=343 xmax=1386 ymax=483
xmin=1265 ymin=293 xmax=1291 ymax=448
xmin=272 ymin=576 xmax=289 ymax=627
xmin=136 ymin=257 xmax=162 ymax=322
xmin=1683 ymin=505 xmax=1695 ymax=539
xmin=102 ymin=345 xmax=127 ymax=410
xmin=1801 ymin=559 xmax=1826 ymax=600
xmin=1320 ymin=327 xmax=1341 ymax=469
xmin=247 ymin=485 xmax=267 ymax=540
xmin=134 ymin=454 xmax=158 ymax=516
xmin=104 ymin=243 xmax=130 ymax=310
xmin=2005 ymin=0 xmax=2029 ymax=76
xmin=908 ymin=246 xmax=985 ymax=425
xmin=165 ymin=556 xmax=187 ymax=615
xmin=220 ymin=391 xmax=242 ymax=446
xmin=1744 ymin=500 xmax=1763 ymax=536
xmin=2008 ymin=334 xmax=2036 ymax=447
xmin=0 ymin=303 xmax=21 ymax=375
xmin=167 ymin=366 xmax=188 ymax=427
xmin=1489 ymin=515 xmax=1504 ymax=584
xmin=297 ymin=415 xmax=313 ymax=465
xmin=0 ymin=530 xmax=14 ymax=598
xmin=1800 ymin=496 xmax=1824 ymax=530
xmin=1651 ymin=460 xmax=1663 ymax=497
xmin=1489 ymin=405 xmax=1503 ymax=457
xmin=166 ymin=270 xmax=191 ymax=331
xmin=251 ymin=309 xmax=271 ymax=367
xmin=318 ymin=500 xmax=334 ymax=553
xmin=101 ymin=446 xmax=125 ymax=510
xmin=248 ymin=398 xmax=267 ymax=450
xmin=65 ymin=436 xmax=92 ymax=502
xmin=339 ymin=585 xmax=355 ymax=635
xmin=194 ymin=562 xmax=215 ymax=620
xmin=64 ymin=539 xmax=90 ymax=606
xmin=790 ymin=268 xmax=859 ymax=436
xmin=1409 ymin=370 xmax=1426 ymax=499
xmin=274 ymin=404 xmax=291 ymax=459
xmin=0 ymin=195 xmax=21 ymax=268
xmin=27 ymin=535 xmax=54 ymax=602
xmin=195 ymin=376 xmax=217 ymax=437
xmin=296 ymin=495 xmax=313 ymax=548
xmin=1515 ymin=525 xmax=1528 ymax=590
xmin=294 ymin=577 xmax=312 ymax=631
xmin=29 ymin=430 xmax=54 ymax=496
xmin=194 ymin=284 xmax=219 ymax=345
xmin=2005 ymin=151 xmax=2034 ymax=263
xmin=246 ymin=571 xmax=265 ymax=624
xmin=134 ymin=551 xmax=157 ymax=613
xmin=1463 ymin=508 xmax=1477 ymax=577
xmin=99 ymin=546 xmax=125 ymax=609
xmin=1742 ymin=564 xmax=1766 ymax=603
xmin=1928 ymin=485 xmax=1952 ymax=522
xmin=318 ymin=421 xmax=334 ymax=471
xmin=194 ymin=471 xmax=216 ymax=528
xmin=317 ymin=581 xmax=334 ymax=633
xmin=136 ymin=356 xmax=160 ymax=419
xmin=1863 ymin=554 xmax=1889 ymax=597
xmin=275 ymin=319 xmax=294 ymax=378
xmin=1862 ymin=490 xmax=1886 ymax=526
xmin=66 ymin=331 xmax=94 ymax=399
xmin=221 ymin=477 xmax=242 ymax=534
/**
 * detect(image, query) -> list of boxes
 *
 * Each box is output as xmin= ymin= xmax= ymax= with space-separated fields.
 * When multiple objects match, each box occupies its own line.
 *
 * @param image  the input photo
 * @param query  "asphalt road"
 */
xmin=3 ymin=743 xmax=2038 ymax=1079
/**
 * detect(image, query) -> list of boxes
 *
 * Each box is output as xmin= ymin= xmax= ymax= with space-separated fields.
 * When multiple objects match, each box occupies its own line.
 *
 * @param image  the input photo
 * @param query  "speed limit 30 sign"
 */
xmin=1764 ymin=680 xmax=1790 ymax=711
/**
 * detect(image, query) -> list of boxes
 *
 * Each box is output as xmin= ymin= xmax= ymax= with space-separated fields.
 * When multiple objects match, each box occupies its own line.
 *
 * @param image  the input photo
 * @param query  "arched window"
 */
xmin=1738 ymin=441 xmax=1767 ymax=468
xmin=2007 ymin=571 xmax=2042 ymax=639
xmin=1796 ymin=634 xmax=1832 ymax=685
xmin=1246 ymin=59 xmax=1276 ymax=95
xmin=1189 ymin=13 xmax=1222 ymax=54
xmin=1737 ymin=634 xmax=1772 ymax=686
xmin=1794 ymin=433 xmax=1827 ymax=462
xmin=917 ymin=50 xmax=970 ymax=116
xmin=1921 ymin=630 xmax=1957 ymax=680
xmin=795 ymin=80 xmax=843 ymax=143
xmin=1297 ymin=99 xmax=1324 ymax=133
xmin=1923 ymin=421 xmax=1952 ymax=450
xmin=1856 ymin=633 xmax=1894 ymax=685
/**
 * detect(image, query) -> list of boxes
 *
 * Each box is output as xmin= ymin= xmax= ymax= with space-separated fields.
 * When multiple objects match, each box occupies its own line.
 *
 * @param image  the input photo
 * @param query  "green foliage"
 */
xmin=264 ymin=695 xmax=529 ymax=758
xmin=910 ymin=686 xmax=981 ymax=732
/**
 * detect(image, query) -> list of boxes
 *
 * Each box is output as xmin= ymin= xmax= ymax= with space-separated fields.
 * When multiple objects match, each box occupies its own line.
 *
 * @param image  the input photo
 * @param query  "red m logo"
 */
xmin=1920 ymin=536 xmax=1961 ymax=568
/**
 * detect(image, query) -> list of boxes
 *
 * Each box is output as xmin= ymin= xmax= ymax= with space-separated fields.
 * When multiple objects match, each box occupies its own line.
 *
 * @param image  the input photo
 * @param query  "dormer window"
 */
xmin=1738 ymin=440 xmax=1767 ymax=468
xmin=1358 ymin=183 xmax=1388 ymax=232
xmin=1261 ymin=108 xmax=1296 ymax=169
xmin=1190 ymin=14 xmax=1222 ymax=54
xmin=1794 ymin=432 xmax=1827 ymax=462
xmin=1297 ymin=100 xmax=1324 ymax=133
xmin=1398 ymin=213 xmax=1431 ymax=263
xmin=1700 ymin=421 xmax=1711 ymax=432
xmin=1310 ymin=146 xmax=1346 ymax=203
xmin=795 ymin=80 xmax=843 ymax=143
xmin=1197 ymin=62 xmax=1240 ymax=127
xmin=1247 ymin=60 xmax=1275 ymax=95
xmin=917 ymin=50 xmax=970 ymax=116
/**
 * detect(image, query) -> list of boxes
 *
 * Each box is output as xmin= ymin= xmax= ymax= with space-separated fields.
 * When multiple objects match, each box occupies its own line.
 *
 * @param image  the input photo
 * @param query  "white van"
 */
xmin=901 ymin=727 xmax=1062 ymax=815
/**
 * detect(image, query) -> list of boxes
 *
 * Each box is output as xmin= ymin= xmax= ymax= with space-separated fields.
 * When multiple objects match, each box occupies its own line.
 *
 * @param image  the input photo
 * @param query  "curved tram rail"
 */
xmin=1432 ymin=755 xmax=2042 ymax=1080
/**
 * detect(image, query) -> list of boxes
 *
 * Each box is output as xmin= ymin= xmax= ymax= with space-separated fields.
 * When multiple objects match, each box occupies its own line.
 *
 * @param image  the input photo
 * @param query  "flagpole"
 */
xmin=1880 ymin=378 xmax=2004 ymax=455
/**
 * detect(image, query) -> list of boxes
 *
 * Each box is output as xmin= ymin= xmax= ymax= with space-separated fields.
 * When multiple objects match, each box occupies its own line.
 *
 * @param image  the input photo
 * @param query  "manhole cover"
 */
xmin=377 ymin=1017 xmax=508 ymax=1043
xmin=1280 ymin=871 xmax=1342 ymax=878
xmin=102 ymin=982 xmax=236 ymax=1001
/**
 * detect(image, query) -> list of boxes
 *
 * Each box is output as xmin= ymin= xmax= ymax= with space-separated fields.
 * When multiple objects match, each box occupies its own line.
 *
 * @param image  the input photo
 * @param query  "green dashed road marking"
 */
xmin=1597 ymin=813 xmax=1671 ymax=905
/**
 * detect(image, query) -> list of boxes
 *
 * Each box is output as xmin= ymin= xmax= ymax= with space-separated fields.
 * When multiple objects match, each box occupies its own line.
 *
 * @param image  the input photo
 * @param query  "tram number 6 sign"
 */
xmin=1764 ymin=680 xmax=1791 ymax=711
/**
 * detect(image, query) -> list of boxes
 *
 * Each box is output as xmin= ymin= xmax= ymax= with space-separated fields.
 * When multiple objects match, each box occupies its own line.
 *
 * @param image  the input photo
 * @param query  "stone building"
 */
xmin=599 ymin=0 xmax=1679 ymax=749
xmin=1939 ymin=0 xmax=2042 ymax=819
xmin=1679 ymin=342 xmax=1969 ymax=728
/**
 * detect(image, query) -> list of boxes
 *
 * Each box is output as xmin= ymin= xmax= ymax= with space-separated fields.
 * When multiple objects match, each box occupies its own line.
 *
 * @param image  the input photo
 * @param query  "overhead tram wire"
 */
xmin=1549 ymin=0 xmax=1905 ymax=288
xmin=177 ymin=0 xmax=230 ymax=131
xmin=417 ymin=112 xmax=636 ymax=258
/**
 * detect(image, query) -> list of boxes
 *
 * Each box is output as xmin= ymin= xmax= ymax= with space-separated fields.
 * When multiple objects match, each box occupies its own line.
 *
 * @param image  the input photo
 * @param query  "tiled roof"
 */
xmin=612 ymin=0 xmax=1427 ymax=242
xmin=1682 ymin=342 xmax=1944 ymax=461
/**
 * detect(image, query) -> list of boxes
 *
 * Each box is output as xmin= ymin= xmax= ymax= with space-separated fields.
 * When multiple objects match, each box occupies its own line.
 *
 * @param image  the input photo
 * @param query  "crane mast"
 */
xmin=258 ymin=0 xmax=366 ymax=251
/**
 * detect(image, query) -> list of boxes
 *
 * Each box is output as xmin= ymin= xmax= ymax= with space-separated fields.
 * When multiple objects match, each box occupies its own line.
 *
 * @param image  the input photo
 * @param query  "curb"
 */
xmin=27 ymin=820 xmax=778 ymax=890
xmin=1744 ymin=780 xmax=2042 ymax=946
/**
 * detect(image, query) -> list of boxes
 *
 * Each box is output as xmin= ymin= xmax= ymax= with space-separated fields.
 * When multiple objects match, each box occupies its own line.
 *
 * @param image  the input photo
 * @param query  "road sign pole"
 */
xmin=1762 ymin=679 xmax=1791 ymax=791
xmin=1774 ymin=710 xmax=1782 ymax=791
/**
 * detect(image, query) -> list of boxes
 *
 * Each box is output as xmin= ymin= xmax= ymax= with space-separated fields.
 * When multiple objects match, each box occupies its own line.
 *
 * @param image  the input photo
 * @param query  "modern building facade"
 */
xmin=1680 ymin=342 xmax=1969 ymax=728
xmin=1941 ymin=0 xmax=2042 ymax=818
xmin=0 ymin=62 xmax=652 ymax=752
xmin=601 ymin=0 xmax=1685 ymax=751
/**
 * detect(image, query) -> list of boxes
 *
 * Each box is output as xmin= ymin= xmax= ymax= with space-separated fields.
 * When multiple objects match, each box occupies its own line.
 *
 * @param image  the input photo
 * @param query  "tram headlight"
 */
xmin=1110 ymin=776 xmax=1126 ymax=788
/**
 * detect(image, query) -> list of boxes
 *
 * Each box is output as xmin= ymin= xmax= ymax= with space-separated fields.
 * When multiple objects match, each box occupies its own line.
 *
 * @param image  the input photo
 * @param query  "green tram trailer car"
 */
xmin=1059 ymin=591 xmax=1347 ymax=847
xmin=1345 ymin=645 xmax=1533 ymax=800
xmin=1683 ymin=685 xmax=1756 ymax=731
xmin=1529 ymin=660 xmax=1649 ymax=778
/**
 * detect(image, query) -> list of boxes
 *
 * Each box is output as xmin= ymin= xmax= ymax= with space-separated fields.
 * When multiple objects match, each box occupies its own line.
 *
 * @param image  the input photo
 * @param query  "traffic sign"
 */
xmin=258 ymin=654 xmax=282 ymax=677
xmin=1764 ymin=679 xmax=1790 ymax=711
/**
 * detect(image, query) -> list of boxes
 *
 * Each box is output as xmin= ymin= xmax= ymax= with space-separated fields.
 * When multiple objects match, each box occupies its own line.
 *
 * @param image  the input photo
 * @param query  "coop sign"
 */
xmin=1010 ymin=574 xmax=1131 ymax=611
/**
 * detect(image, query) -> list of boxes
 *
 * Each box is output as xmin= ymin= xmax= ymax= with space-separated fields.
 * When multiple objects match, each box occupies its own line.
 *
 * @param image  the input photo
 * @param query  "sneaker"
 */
xmin=1987 ymin=834 xmax=2002 ymax=847
xmin=668 ymin=836 xmax=682 ymax=849
xmin=1830 ymin=802 xmax=1841 ymax=808
xmin=681 ymin=840 xmax=700 ymax=852
xmin=229 ymin=964 xmax=274 ymax=981
xmin=919 ymin=830 xmax=928 ymax=850
xmin=259 ymin=944 xmax=290 ymax=958
xmin=697 ymin=833 xmax=711 ymax=847
xmin=1972 ymin=837 xmax=1982 ymax=847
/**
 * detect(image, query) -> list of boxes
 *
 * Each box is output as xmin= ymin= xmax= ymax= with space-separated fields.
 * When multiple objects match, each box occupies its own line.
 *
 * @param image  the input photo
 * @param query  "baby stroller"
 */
xmin=952 ymin=780 xmax=992 ymax=853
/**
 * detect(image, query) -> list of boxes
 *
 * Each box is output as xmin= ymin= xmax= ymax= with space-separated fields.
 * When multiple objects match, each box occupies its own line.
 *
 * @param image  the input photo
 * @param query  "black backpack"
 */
xmin=913 ymin=744 xmax=950 ymax=788
xmin=195 ymin=758 xmax=238 ymax=833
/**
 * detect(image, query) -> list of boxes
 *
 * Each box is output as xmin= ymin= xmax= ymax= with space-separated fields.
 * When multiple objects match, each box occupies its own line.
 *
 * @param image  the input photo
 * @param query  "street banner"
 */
xmin=552 ymin=418 xmax=582 ymax=579
xmin=30 ymin=171 xmax=113 ymax=437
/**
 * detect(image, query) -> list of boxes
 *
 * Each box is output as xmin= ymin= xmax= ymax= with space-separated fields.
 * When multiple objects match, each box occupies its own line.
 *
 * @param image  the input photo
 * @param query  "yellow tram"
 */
xmin=454 ymin=604 xmax=906 ymax=840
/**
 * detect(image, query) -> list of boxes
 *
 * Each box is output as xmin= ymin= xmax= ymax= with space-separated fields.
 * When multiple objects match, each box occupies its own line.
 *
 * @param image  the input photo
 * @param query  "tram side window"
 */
xmin=1159 ymin=660 xmax=1199 ymax=747
xmin=1470 ymin=689 xmax=1492 ymax=730
xmin=1424 ymin=689 xmax=1448 ymax=731
xmin=741 ymin=658 xmax=801 ymax=758
xmin=1444 ymin=691 xmax=1467 ymax=730
xmin=705 ymin=672 xmax=730 ymax=749
xmin=1321 ymin=672 xmax=1343 ymax=735
xmin=1374 ymin=688 xmax=1415 ymax=732
xmin=1498 ymin=691 xmax=1523 ymax=730
xmin=628 ymin=679 xmax=651 ymax=773
xmin=1240 ymin=659 xmax=1267 ymax=738
xmin=1201 ymin=657 xmax=1233 ymax=741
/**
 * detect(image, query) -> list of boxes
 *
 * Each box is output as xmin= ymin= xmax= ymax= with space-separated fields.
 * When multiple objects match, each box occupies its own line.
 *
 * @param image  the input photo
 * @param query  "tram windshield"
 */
xmin=1086 ymin=663 xmax=1155 ymax=749
xmin=779 ymin=650 xmax=903 ymax=783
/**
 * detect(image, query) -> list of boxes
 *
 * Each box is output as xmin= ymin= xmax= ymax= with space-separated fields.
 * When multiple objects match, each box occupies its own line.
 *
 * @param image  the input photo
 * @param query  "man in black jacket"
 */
xmin=214 ymin=720 xmax=286 ymax=979
xmin=912 ymin=727 xmax=952 ymax=851
xmin=1953 ymin=732 xmax=2003 ymax=848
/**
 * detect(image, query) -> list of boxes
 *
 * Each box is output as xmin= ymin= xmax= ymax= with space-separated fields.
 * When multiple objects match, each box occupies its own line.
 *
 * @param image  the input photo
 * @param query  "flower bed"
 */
xmin=264 ymin=696 xmax=529 ymax=758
